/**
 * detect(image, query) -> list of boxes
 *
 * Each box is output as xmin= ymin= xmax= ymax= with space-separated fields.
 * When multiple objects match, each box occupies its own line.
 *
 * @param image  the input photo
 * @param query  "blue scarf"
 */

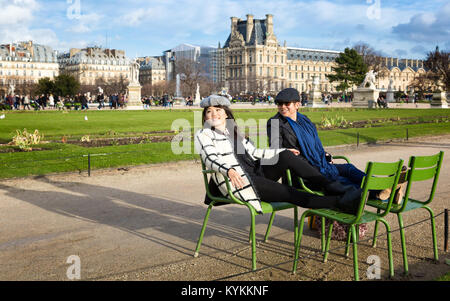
xmin=286 ymin=112 xmax=339 ymax=181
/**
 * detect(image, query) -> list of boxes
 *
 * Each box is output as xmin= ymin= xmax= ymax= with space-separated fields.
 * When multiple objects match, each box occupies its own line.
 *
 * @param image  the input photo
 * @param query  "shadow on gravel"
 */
xmin=0 ymin=177 xmax=305 ymax=269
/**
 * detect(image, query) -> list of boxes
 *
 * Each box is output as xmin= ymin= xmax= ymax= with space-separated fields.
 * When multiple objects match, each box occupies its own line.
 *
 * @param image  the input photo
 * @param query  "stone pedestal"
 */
xmin=431 ymin=91 xmax=448 ymax=108
xmin=127 ymin=84 xmax=142 ymax=106
xmin=307 ymin=90 xmax=325 ymax=107
xmin=386 ymin=90 xmax=395 ymax=103
xmin=353 ymin=88 xmax=379 ymax=109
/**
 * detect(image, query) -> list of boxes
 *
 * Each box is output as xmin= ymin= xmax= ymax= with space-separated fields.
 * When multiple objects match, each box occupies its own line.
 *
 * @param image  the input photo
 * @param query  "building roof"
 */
xmin=223 ymin=19 xmax=269 ymax=48
xmin=0 ymin=41 xmax=57 ymax=63
xmin=287 ymin=47 xmax=340 ymax=62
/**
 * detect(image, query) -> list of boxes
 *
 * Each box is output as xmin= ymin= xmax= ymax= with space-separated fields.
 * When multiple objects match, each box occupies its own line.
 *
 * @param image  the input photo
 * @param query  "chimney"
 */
xmin=246 ymin=14 xmax=254 ymax=43
xmin=231 ymin=17 xmax=238 ymax=34
xmin=405 ymin=59 xmax=408 ymax=67
xmin=390 ymin=57 xmax=393 ymax=66
xmin=266 ymin=14 xmax=273 ymax=35
xmin=395 ymin=58 xmax=398 ymax=66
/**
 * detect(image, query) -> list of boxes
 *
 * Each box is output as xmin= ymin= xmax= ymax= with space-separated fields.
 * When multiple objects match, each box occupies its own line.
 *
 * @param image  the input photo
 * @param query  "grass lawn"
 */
xmin=0 ymin=108 xmax=449 ymax=179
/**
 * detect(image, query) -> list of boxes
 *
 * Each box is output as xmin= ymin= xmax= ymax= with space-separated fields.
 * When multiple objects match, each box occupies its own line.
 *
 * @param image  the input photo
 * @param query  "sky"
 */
xmin=1 ymin=0 xmax=449 ymax=59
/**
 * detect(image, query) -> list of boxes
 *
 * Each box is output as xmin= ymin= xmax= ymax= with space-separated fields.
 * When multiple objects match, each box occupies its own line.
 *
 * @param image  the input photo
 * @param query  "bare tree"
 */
xmin=424 ymin=46 xmax=450 ymax=92
xmin=410 ymin=74 xmax=435 ymax=99
xmin=353 ymin=42 xmax=387 ymax=77
xmin=174 ymin=58 xmax=208 ymax=98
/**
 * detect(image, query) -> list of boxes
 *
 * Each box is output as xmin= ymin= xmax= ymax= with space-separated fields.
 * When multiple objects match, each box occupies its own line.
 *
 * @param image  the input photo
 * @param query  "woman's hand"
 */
xmin=227 ymin=169 xmax=245 ymax=189
xmin=288 ymin=148 xmax=300 ymax=156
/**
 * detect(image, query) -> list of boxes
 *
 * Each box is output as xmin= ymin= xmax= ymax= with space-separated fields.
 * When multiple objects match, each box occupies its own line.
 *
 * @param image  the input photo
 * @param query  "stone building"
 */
xmin=377 ymin=58 xmax=426 ymax=92
xmin=138 ymin=56 xmax=166 ymax=85
xmin=221 ymin=14 xmax=427 ymax=96
xmin=57 ymin=47 xmax=130 ymax=85
xmin=0 ymin=41 xmax=59 ymax=94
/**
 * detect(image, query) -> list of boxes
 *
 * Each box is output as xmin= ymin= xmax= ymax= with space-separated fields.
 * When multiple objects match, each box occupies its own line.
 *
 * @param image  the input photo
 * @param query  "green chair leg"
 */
xmin=397 ymin=213 xmax=409 ymax=275
xmin=372 ymin=209 xmax=381 ymax=247
xmin=250 ymin=211 xmax=257 ymax=271
xmin=264 ymin=212 xmax=276 ymax=242
xmin=323 ymin=222 xmax=334 ymax=263
xmin=194 ymin=204 xmax=214 ymax=257
xmin=292 ymin=213 xmax=308 ymax=274
xmin=321 ymin=217 xmax=326 ymax=253
xmin=293 ymin=207 xmax=299 ymax=244
xmin=345 ymin=228 xmax=352 ymax=258
xmin=424 ymin=206 xmax=439 ymax=262
xmin=350 ymin=225 xmax=359 ymax=281
xmin=381 ymin=219 xmax=394 ymax=278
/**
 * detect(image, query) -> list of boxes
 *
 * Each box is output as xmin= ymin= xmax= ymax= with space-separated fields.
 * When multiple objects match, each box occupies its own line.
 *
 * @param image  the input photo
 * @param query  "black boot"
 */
xmin=325 ymin=181 xmax=353 ymax=195
xmin=337 ymin=187 xmax=362 ymax=215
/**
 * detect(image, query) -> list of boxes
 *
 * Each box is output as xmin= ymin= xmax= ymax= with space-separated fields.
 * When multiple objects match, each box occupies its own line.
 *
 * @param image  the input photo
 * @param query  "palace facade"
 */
xmin=220 ymin=14 xmax=426 ymax=95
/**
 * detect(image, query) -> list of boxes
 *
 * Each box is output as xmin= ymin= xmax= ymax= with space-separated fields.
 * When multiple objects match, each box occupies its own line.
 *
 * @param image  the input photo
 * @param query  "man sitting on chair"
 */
xmin=267 ymin=88 xmax=366 ymax=189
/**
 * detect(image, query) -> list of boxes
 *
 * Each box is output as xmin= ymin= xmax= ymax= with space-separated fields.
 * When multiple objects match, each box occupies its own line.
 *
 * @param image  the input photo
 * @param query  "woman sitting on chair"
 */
xmin=194 ymin=95 xmax=362 ymax=215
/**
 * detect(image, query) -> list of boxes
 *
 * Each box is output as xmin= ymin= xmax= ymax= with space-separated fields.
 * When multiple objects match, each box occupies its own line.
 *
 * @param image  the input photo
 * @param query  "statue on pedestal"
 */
xmin=353 ymin=70 xmax=380 ymax=108
xmin=360 ymin=70 xmax=377 ymax=89
xmin=127 ymin=58 xmax=142 ymax=106
xmin=8 ymin=83 xmax=15 ymax=96
xmin=386 ymin=78 xmax=395 ymax=103
xmin=130 ymin=59 xmax=140 ymax=85
xmin=194 ymin=83 xmax=201 ymax=105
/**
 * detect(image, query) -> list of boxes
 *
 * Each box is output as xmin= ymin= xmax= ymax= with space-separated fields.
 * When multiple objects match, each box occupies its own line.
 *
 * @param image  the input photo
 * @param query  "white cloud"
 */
xmin=392 ymin=2 xmax=450 ymax=44
xmin=66 ymin=13 xmax=104 ymax=33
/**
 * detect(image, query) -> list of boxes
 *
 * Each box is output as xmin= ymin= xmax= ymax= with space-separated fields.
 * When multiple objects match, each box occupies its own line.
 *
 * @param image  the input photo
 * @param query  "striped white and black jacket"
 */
xmin=194 ymin=128 xmax=285 ymax=213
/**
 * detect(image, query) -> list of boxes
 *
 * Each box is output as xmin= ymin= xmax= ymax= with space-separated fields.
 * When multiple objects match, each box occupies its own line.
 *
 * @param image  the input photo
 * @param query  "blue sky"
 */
xmin=1 ymin=0 xmax=449 ymax=59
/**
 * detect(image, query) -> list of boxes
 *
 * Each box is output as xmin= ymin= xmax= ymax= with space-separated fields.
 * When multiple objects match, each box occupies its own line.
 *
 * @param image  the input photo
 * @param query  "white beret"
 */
xmin=200 ymin=95 xmax=231 ymax=108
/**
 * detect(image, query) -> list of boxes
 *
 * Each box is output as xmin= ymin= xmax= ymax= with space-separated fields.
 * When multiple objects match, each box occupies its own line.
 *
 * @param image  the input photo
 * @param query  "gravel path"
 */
xmin=0 ymin=134 xmax=449 ymax=281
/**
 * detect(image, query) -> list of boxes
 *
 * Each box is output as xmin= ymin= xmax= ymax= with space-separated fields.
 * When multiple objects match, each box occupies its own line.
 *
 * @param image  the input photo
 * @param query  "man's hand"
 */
xmin=227 ymin=169 xmax=245 ymax=189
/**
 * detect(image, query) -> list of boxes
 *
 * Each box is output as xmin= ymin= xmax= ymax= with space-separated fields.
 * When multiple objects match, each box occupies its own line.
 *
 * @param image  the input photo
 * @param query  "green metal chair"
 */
xmin=285 ymin=155 xmax=351 ymax=244
xmin=367 ymin=151 xmax=444 ymax=276
xmin=292 ymin=159 xmax=404 ymax=281
xmin=194 ymin=161 xmax=299 ymax=271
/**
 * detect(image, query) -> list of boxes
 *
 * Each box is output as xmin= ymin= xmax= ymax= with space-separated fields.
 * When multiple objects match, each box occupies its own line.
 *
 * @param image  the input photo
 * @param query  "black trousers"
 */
xmin=252 ymin=150 xmax=340 ymax=209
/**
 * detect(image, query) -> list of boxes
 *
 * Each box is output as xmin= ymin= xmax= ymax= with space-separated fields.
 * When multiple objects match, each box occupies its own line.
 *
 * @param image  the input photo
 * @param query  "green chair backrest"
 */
xmin=355 ymin=159 xmax=404 ymax=223
xmin=201 ymin=161 xmax=246 ymax=206
xmin=401 ymin=151 xmax=444 ymax=210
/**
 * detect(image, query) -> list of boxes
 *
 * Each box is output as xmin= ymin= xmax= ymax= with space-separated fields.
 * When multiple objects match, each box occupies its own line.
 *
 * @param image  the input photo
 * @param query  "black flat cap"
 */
xmin=275 ymin=88 xmax=300 ymax=103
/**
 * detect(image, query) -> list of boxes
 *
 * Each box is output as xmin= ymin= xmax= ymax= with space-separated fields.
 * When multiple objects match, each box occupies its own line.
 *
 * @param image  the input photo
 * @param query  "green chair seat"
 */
xmin=367 ymin=198 xmax=427 ymax=213
xmin=260 ymin=201 xmax=296 ymax=214
xmin=307 ymin=208 xmax=383 ymax=225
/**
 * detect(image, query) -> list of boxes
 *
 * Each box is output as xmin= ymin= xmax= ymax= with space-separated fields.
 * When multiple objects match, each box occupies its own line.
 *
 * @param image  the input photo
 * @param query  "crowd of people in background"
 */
xmin=0 ymin=90 xmax=429 ymax=111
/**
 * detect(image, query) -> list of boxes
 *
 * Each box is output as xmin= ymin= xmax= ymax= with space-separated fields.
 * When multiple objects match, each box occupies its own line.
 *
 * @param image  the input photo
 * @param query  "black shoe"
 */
xmin=325 ymin=181 xmax=353 ymax=195
xmin=337 ymin=187 xmax=362 ymax=215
